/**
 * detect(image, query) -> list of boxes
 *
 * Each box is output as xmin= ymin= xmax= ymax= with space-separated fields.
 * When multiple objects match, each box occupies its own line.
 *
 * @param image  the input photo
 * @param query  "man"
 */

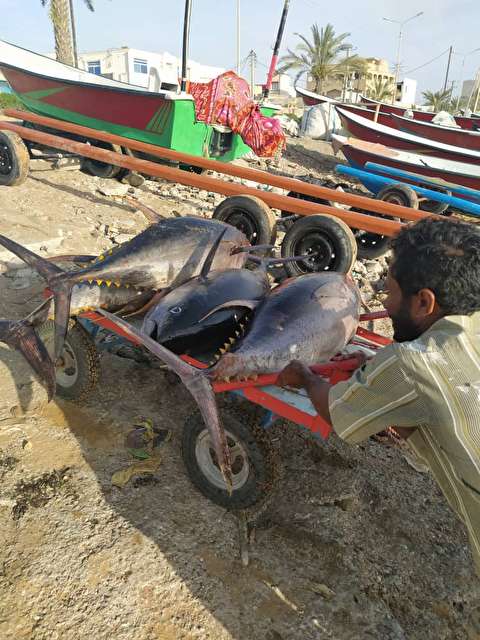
xmin=277 ymin=217 xmax=480 ymax=575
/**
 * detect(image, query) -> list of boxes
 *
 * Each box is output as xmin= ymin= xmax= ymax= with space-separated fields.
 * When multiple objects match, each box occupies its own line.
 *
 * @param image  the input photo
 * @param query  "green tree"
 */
xmin=421 ymin=88 xmax=453 ymax=112
xmin=279 ymin=23 xmax=366 ymax=93
xmin=41 ymin=0 xmax=94 ymax=66
xmin=367 ymin=77 xmax=393 ymax=102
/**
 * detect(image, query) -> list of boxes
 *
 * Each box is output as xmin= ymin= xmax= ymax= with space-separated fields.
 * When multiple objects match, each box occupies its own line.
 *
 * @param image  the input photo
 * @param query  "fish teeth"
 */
xmin=235 ymin=331 xmax=241 ymax=337
xmin=87 ymin=279 xmax=93 ymax=285
xmin=219 ymin=348 xmax=226 ymax=355
xmin=239 ymin=323 xmax=245 ymax=330
xmin=96 ymin=279 xmax=103 ymax=286
xmin=114 ymin=282 xmax=121 ymax=287
xmin=250 ymin=374 xmax=258 ymax=381
xmin=106 ymin=280 xmax=112 ymax=287
xmin=214 ymin=354 xmax=221 ymax=361
xmin=223 ymin=342 xmax=231 ymax=351
xmin=229 ymin=337 xmax=235 ymax=344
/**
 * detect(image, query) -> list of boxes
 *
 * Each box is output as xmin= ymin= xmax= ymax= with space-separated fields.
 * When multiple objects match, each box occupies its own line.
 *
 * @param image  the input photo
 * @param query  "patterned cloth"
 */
xmin=329 ymin=312 xmax=480 ymax=576
xmin=187 ymin=71 xmax=286 ymax=158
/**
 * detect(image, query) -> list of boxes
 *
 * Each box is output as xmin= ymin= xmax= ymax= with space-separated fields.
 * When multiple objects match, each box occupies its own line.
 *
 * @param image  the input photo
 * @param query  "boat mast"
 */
xmin=180 ymin=0 xmax=193 ymax=92
xmin=263 ymin=0 xmax=291 ymax=100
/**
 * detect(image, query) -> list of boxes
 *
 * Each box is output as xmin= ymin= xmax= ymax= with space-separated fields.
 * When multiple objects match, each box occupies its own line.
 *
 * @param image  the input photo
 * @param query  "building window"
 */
xmin=134 ymin=58 xmax=148 ymax=74
xmin=87 ymin=60 xmax=101 ymax=75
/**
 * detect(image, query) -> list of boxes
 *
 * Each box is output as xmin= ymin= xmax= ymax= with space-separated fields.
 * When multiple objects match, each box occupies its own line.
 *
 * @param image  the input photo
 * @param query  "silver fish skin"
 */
xmin=212 ymin=272 xmax=361 ymax=380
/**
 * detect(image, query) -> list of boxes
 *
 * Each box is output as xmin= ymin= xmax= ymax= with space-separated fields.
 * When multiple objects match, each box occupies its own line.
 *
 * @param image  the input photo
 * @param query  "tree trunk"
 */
xmin=50 ymin=0 xmax=74 ymax=66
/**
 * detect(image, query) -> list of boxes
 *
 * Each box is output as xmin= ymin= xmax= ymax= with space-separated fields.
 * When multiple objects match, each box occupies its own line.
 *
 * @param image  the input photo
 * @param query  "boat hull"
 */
xmin=0 ymin=64 xmax=252 ymax=163
xmin=336 ymin=106 xmax=480 ymax=165
xmin=334 ymin=136 xmax=480 ymax=192
xmin=392 ymin=114 xmax=480 ymax=152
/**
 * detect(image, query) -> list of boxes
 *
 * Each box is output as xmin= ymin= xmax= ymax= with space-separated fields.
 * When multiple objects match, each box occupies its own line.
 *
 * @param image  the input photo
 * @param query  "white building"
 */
xmin=395 ymin=78 xmax=417 ymax=107
xmin=78 ymin=47 xmax=225 ymax=91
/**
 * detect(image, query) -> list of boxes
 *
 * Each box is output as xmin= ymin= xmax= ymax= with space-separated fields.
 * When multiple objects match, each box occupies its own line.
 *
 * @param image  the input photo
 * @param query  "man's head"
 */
xmin=385 ymin=217 xmax=480 ymax=342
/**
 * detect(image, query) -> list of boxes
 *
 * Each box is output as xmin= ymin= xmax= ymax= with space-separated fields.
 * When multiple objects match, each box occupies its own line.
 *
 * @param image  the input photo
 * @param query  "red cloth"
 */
xmin=187 ymin=71 xmax=285 ymax=158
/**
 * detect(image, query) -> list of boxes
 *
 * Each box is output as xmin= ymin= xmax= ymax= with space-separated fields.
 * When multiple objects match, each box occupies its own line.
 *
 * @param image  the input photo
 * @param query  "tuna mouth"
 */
xmin=207 ymin=312 xmax=256 ymax=380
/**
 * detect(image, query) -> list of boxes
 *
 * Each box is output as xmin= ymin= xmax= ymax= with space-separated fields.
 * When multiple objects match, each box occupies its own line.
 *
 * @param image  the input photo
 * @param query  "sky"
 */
xmin=1 ymin=0 xmax=480 ymax=102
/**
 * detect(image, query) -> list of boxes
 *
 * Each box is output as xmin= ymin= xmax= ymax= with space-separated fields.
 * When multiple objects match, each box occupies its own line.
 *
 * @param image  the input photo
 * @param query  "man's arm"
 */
xmin=276 ymin=360 xmax=333 ymax=425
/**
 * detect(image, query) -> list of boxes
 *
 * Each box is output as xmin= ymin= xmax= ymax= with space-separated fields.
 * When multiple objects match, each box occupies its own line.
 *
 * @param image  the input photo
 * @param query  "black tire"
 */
xmin=81 ymin=141 xmax=123 ymax=179
xmin=37 ymin=320 xmax=100 ymax=403
xmin=418 ymin=186 xmax=452 ymax=215
xmin=280 ymin=191 xmax=329 ymax=231
xmin=280 ymin=214 xmax=357 ymax=276
xmin=212 ymin=195 xmax=277 ymax=245
xmin=0 ymin=130 xmax=30 ymax=186
xmin=182 ymin=409 xmax=278 ymax=510
xmin=376 ymin=183 xmax=419 ymax=209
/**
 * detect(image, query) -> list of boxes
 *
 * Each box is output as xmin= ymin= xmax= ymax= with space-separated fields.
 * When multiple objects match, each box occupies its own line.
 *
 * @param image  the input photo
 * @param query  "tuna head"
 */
xmin=142 ymin=268 xmax=270 ymax=355
xmin=212 ymin=272 xmax=362 ymax=381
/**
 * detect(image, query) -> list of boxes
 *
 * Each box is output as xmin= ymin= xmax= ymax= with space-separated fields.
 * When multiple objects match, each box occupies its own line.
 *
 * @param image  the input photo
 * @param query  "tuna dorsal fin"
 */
xmin=198 ymin=299 xmax=260 ymax=323
xmin=0 ymin=234 xmax=64 ymax=282
xmin=200 ymin=228 xmax=227 ymax=281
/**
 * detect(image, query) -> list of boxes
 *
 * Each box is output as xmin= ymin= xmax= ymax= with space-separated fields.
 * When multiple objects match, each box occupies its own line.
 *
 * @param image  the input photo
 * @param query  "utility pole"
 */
xmin=342 ymin=45 xmax=353 ymax=102
xmin=443 ymin=45 xmax=453 ymax=93
xmin=68 ymin=0 xmax=78 ymax=67
xmin=236 ymin=0 xmax=241 ymax=75
xmin=248 ymin=50 xmax=257 ymax=98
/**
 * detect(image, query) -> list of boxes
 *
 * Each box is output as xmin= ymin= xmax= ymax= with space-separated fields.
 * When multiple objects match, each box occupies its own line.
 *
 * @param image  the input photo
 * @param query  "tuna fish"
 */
xmin=0 ymin=217 xmax=249 ymax=361
xmin=100 ymin=272 xmax=361 ymax=492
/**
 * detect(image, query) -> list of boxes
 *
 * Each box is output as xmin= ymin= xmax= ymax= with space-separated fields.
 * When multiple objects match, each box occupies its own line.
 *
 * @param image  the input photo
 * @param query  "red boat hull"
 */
xmin=340 ymin=143 xmax=480 ymax=192
xmin=337 ymin=108 xmax=480 ymax=166
xmin=392 ymin=114 xmax=480 ymax=152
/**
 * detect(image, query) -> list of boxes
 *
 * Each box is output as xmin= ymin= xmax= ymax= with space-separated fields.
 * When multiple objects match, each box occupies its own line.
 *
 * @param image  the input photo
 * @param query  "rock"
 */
xmin=112 ymin=234 xmax=134 ymax=245
xmin=96 ymin=183 xmax=130 ymax=197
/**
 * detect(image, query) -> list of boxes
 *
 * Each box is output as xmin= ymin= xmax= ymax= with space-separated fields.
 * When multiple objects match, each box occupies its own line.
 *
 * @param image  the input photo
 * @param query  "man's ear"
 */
xmin=411 ymin=288 xmax=437 ymax=319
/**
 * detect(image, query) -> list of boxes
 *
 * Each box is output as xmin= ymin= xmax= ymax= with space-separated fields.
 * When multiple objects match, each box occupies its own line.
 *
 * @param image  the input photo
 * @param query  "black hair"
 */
xmin=390 ymin=217 xmax=480 ymax=315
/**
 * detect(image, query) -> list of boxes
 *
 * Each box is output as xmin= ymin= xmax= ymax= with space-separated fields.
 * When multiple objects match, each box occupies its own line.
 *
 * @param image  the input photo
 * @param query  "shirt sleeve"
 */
xmin=328 ymin=343 xmax=428 ymax=444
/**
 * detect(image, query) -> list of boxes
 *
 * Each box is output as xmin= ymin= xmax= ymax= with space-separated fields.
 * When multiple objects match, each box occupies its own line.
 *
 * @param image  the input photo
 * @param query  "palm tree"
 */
xmin=279 ymin=23 xmax=365 ymax=93
xmin=41 ymin=0 xmax=94 ymax=66
xmin=421 ymin=88 xmax=453 ymax=112
xmin=368 ymin=77 xmax=393 ymax=102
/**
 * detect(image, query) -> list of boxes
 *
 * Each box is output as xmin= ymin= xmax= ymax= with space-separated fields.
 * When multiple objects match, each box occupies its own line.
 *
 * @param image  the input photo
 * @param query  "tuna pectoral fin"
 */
xmin=0 ymin=234 xmax=64 ymax=282
xmin=0 ymin=320 xmax=56 ymax=401
xmin=99 ymin=310 xmax=233 ymax=492
xmin=198 ymin=299 xmax=261 ymax=323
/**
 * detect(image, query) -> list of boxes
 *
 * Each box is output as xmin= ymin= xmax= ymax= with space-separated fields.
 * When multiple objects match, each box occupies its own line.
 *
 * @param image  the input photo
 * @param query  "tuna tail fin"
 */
xmin=0 ymin=308 xmax=56 ymax=402
xmin=0 ymin=234 xmax=65 ymax=281
xmin=99 ymin=310 xmax=233 ymax=492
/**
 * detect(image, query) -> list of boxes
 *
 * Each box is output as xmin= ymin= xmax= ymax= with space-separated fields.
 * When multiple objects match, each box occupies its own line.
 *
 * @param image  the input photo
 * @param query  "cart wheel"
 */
xmin=280 ymin=214 xmax=357 ymax=276
xmin=82 ymin=141 xmax=124 ymax=179
xmin=376 ymin=183 xmax=419 ymax=209
xmin=182 ymin=409 xmax=278 ymax=510
xmin=38 ymin=320 xmax=100 ymax=402
xmin=212 ymin=195 xmax=277 ymax=245
xmin=0 ymin=131 xmax=30 ymax=187
xmin=418 ymin=186 xmax=452 ymax=215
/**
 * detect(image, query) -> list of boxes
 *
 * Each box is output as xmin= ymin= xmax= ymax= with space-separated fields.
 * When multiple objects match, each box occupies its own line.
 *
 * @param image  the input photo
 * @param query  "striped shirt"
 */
xmin=329 ymin=312 xmax=480 ymax=575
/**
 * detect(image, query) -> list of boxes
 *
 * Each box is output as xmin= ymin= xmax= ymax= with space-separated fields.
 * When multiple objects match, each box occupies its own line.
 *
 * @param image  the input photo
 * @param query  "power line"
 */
xmin=405 ymin=48 xmax=450 ymax=74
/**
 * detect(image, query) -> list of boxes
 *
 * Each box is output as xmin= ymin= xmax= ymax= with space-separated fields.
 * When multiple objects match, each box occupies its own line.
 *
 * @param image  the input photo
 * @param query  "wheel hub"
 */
xmin=195 ymin=428 xmax=250 ymax=490
xmin=0 ymin=144 xmax=13 ymax=175
xmin=294 ymin=232 xmax=336 ymax=272
xmin=226 ymin=211 xmax=258 ymax=244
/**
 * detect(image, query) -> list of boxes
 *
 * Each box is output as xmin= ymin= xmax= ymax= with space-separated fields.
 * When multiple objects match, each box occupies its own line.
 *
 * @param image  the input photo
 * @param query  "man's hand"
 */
xmin=277 ymin=360 xmax=313 ymax=389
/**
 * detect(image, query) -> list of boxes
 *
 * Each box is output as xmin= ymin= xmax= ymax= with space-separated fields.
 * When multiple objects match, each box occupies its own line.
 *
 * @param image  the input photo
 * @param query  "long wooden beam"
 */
xmin=0 ymin=120 xmax=403 ymax=236
xmin=3 ymin=108 xmax=432 ymax=224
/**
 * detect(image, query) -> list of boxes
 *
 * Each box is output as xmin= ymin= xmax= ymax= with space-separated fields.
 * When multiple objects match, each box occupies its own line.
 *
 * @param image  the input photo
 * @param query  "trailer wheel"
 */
xmin=37 ymin=320 xmax=100 ymax=403
xmin=280 ymin=191 xmax=329 ymax=231
xmin=182 ymin=409 xmax=278 ymax=510
xmin=280 ymin=214 xmax=357 ymax=276
xmin=212 ymin=195 xmax=277 ymax=245
xmin=82 ymin=141 xmax=124 ymax=179
xmin=376 ymin=183 xmax=419 ymax=209
xmin=0 ymin=131 xmax=30 ymax=186
xmin=418 ymin=186 xmax=452 ymax=215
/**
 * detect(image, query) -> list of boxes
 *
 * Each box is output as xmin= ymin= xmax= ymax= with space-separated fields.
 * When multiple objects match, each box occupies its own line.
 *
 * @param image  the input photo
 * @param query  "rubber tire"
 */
xmin=82 ymin=141 xmax=123 ymax=179
xmin=418 ymin=187 xmax=452 ymax=215
xmin=280 ymin=214 xmax=357 ymax=276
xmin=182 ymin=409 xmax=278 ymax=511
xmin=376 ymin=183 xmax=419 ymax=209
xmin=212 ymin=195 xmax=277 ymax=245
xmin=280 ymin=191 xmax=329 ymax=231
xmin=0 ymin=131 xmax=30 ymax=186
xmin=38 ymin=320 xmax=100 ymax=403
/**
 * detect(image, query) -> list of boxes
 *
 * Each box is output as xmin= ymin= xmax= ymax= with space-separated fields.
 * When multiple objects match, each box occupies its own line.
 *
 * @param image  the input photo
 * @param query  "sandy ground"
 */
xmin=0 ymin=134 xmax=479 ymax=640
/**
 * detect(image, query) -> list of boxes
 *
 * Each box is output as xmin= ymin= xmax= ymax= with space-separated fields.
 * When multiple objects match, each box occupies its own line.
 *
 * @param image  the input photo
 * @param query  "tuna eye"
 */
xmin=169 ymin=306 xmax=182 ymax=315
